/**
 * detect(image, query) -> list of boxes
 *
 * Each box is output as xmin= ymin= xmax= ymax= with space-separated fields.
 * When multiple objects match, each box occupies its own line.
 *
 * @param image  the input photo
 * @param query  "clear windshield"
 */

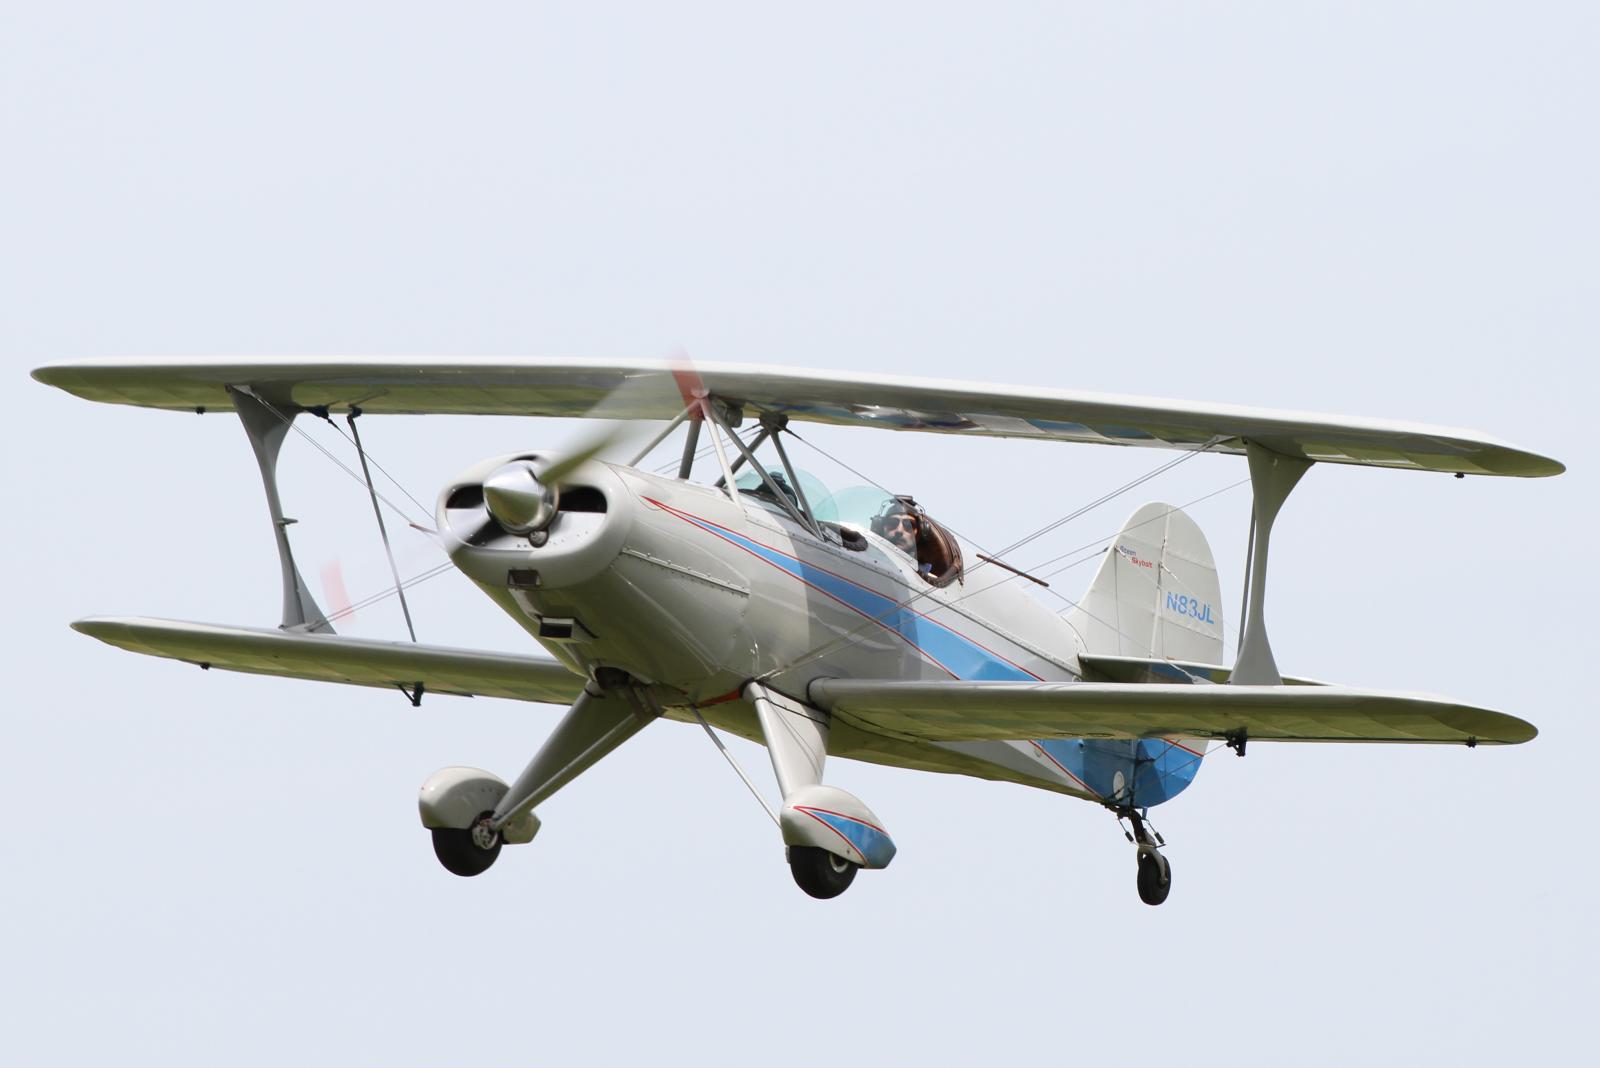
xmin=733 ymin=466 xmax=896 ymax=531
xmin=733 ymin=466 xmax=835 ymax=520
xmin=817 ymin=485 xmax=901 ymax=530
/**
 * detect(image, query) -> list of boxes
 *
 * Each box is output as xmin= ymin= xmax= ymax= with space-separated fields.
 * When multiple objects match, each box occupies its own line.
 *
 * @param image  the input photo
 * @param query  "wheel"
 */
xmin=788 ymin=845 xmax=859 ymax=899
xmin=1136 ymin=851 xmax=1171 ymax=906
xmin=431 ymin=814 xmax=502 ymax=877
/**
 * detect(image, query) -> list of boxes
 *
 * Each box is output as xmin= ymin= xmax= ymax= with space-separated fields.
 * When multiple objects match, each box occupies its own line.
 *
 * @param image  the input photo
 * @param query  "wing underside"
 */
xmin=808 ymin=678 xmax=1536 ymax=745
xmin=72 ymin=619 xmax=1537 ymax=745
xmin=73 ymin=617 xmax=587 ymax=705
xmin=32 ymin=357 xmax=1562 ymax=476
xmin=1078 ymin=653 xmax=1329 ymax=686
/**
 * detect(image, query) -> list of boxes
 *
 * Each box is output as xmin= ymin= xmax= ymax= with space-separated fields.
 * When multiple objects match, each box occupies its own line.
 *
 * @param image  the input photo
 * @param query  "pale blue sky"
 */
xmin=3 ymin=4 xmax=1594 ymax=1065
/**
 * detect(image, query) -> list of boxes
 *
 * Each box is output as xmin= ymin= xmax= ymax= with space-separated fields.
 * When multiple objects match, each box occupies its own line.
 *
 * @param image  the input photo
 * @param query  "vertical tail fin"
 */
xmin=1065 ymin=502 xmax=1225 ymax=664
xmin=1047 ymin=502 xmax=1224 ymax=808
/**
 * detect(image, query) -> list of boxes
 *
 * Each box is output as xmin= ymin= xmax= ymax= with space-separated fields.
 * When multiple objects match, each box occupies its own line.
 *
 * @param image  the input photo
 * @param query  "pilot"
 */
xmin=875 ymin=500 xmax=919 ymax=555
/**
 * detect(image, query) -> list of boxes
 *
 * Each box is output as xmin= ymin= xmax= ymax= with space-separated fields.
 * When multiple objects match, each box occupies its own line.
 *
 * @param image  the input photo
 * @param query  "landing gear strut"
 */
xmin=1119 ymin=807 xmax=1172 ymax=906
xmin=419 ymin=672 xmax=661 ymax=879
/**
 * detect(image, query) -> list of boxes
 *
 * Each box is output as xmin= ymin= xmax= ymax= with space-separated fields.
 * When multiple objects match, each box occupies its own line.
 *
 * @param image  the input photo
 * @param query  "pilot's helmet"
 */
xmin=869 ymin=496 xmax=920 ymax=539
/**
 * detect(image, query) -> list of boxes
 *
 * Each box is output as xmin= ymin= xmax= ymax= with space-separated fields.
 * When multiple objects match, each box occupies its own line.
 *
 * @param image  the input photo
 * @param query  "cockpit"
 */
xmin=734 ymin=466 xmax=963 ymax=586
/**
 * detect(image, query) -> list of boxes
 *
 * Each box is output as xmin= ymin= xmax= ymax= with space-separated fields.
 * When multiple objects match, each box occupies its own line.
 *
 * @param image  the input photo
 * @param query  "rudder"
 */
xmin=1064 ymin=501 xmax=1225 ymax=664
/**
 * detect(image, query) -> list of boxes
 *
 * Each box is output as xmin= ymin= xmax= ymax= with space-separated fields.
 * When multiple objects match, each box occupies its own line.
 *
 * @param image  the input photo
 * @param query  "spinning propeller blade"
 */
xmin=458 ymin=359 xmax=693 ymax=542
xmin=538 ymin=420 xmax=650 ymax=488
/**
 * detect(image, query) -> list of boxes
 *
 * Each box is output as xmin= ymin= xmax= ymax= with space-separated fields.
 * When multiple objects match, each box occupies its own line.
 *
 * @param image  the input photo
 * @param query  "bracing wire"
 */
xmin=650 ymin=423 xmax=762 ymax=476
xmin=316 ymin=415 xmax=436 ymax=519
xmin=309 ymin=561 xmax=457 ymax=630
xmin=230 ymin=390 xmax=456 ymax=640
xmin=761 ymin=435 xmax=1225 ymax=680
xmin=346 ymin=412 xmax=419 ymax=641
xmin=787 ymin=428 xmax=1248 ymax=661
xmin=237 ymin=391 xmax=433 ymax=531
xmin=1029 ymin=478 xmax=1250 ymax=579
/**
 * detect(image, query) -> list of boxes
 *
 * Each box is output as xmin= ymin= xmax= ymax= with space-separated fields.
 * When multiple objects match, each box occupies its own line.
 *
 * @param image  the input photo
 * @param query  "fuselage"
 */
xmin=440 ymin=455 xmax=1203 ymax=808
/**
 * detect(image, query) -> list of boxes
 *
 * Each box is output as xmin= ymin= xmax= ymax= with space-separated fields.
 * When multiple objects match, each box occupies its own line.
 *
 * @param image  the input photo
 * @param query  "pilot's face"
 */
xmin=883 ymin=512 xmax=917 ymax=553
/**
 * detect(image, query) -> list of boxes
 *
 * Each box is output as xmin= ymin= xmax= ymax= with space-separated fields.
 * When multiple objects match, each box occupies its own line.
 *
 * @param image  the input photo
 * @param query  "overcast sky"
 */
xmin=3 ymin=4 xmax=1594 ymax=1065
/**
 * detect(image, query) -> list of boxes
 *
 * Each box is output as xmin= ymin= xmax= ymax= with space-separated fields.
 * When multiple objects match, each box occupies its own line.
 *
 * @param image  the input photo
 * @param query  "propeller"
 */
xmin=451 ymin=359 xmax=696 ymax=545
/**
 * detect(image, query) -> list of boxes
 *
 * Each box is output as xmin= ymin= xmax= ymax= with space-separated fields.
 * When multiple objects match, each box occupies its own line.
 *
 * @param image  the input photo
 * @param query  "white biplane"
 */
xmin=33 ymin=358 xmax=1562 ymax=904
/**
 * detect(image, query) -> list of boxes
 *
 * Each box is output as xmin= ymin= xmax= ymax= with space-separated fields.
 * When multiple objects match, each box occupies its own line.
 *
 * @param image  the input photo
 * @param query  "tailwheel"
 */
xmin=788 ymin=845 xmax=858 ymax=899
xmin=431 ymin=813 xmax=502 ymax=877
xmin=1119 ymin=806 xmax=1172 ymax=906
xmin=1136 ymin=851 xmax=1172 ymax=906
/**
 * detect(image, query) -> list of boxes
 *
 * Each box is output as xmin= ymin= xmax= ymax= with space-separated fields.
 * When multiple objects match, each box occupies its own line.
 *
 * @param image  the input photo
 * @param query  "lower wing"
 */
xmin=808 ymin=678 xmax=1535 ymax=745
xmin=72 ymin=617 xmax=586 ymax=705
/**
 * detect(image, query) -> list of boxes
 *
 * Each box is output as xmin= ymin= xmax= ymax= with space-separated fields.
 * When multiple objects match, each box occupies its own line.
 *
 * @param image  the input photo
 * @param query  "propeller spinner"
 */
xmin=482 ymin=461 xmax=559 ymax=534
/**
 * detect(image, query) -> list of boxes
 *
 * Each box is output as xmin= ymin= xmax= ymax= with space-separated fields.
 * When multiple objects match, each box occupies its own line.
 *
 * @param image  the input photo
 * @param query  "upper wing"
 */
xmin=808 ymin=678 xmax=1536 ymax=745
xmin=32 ymin=356 xmax=1561 ymax=476
xmin=73 ymin=616 xmax=587 ymax=706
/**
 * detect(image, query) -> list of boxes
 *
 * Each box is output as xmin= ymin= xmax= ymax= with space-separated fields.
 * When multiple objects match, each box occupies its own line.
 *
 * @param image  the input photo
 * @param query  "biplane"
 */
xmin=32 ymin=358 xmax=1562 ymax=904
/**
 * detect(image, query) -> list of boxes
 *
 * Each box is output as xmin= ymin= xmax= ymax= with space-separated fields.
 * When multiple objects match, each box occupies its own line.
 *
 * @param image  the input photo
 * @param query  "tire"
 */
xmin=431 ymin=817 xmax=502 ymax=877
xmin=788 ymin=845 xmax=859 ymax=899
xmin=1136 ymin=851 xmax=1171 ymax=906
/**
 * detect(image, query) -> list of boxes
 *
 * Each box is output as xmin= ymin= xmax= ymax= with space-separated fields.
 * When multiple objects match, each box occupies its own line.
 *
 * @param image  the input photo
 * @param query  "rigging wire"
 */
xmin=761 ymin=434 xmax=1223 ymax=680
xmin=314 ymin=415 xmax=436 ymax=519
xmin=1039 ymin=478 xmax=1252 ymax=656
xmin=310 ymin=561 xmax=457 ymax=629
xmin=650 ymin=423 xmax=760 ymax=476
xmin=229 ymin=391 xmax=457 ymax=640
xmin=784 ymin=426 xmax=1178 ymax=659
xmin=236 ymin=391 xmax=433 ymax=531
xmin=784 ymin=427 xmax=1001 ymax=558
xmin=782 ymin=432 xmax=1248 ymax=675
xmin=346 ymin=411 xmax=419 ymax=642
xmin=1029 ymin=478 xmax=1250 ymax=579
xmin=987 ymin=443 xmax=1223 ymax=561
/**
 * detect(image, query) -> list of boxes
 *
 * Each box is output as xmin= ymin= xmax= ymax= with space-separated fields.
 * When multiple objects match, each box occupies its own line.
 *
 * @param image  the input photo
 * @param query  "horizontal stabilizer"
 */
xmin=72 ymin=617 xmax=586 ymax=706
xmin=32 ymin=357 xmax=1562 ymax=476
xmin=808 ymin=678 xmax=1536 ymax=746
xmin=1080 ymin=653 xmax=1327 ymax=687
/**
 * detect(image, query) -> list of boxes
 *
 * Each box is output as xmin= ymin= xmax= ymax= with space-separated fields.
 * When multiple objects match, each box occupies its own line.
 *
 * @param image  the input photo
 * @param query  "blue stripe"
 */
xmin=1034 ymin=738 xmax=1203 ymax=806
xmin=674 ymin=511 xmax=1033 ymax=682
xmin=666 ymin=505 xmax=1204 ymax=808
xmin=800 ymin=808 xmax=898 ymax=868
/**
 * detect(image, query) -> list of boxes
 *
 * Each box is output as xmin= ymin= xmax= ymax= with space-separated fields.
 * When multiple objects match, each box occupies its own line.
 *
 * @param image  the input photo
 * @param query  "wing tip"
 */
xmin=1496 ymin=718 xmax=1539 ymax=745
xmin=32 ymin=364 xmax=67 ymax=389
xmin=1502 ymin=450 xmax=1565 ymax=478
xmin=71 ymin=616 xmax=129 ymax=642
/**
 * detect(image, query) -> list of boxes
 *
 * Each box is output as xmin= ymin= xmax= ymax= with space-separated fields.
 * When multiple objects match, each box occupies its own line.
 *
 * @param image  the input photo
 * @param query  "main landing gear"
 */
xmin=1119 ymin=807 xmax=1172 ymax=906
xmin=418 ymin=671 xmax=661 ymax=878
xmin=744 ymin=682 xmax=895 ymax=900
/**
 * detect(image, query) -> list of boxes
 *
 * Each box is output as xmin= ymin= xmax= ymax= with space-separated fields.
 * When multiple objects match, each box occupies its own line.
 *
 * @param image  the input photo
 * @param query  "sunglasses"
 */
xmin=884 ymin=516 xmax=916 ymax=531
